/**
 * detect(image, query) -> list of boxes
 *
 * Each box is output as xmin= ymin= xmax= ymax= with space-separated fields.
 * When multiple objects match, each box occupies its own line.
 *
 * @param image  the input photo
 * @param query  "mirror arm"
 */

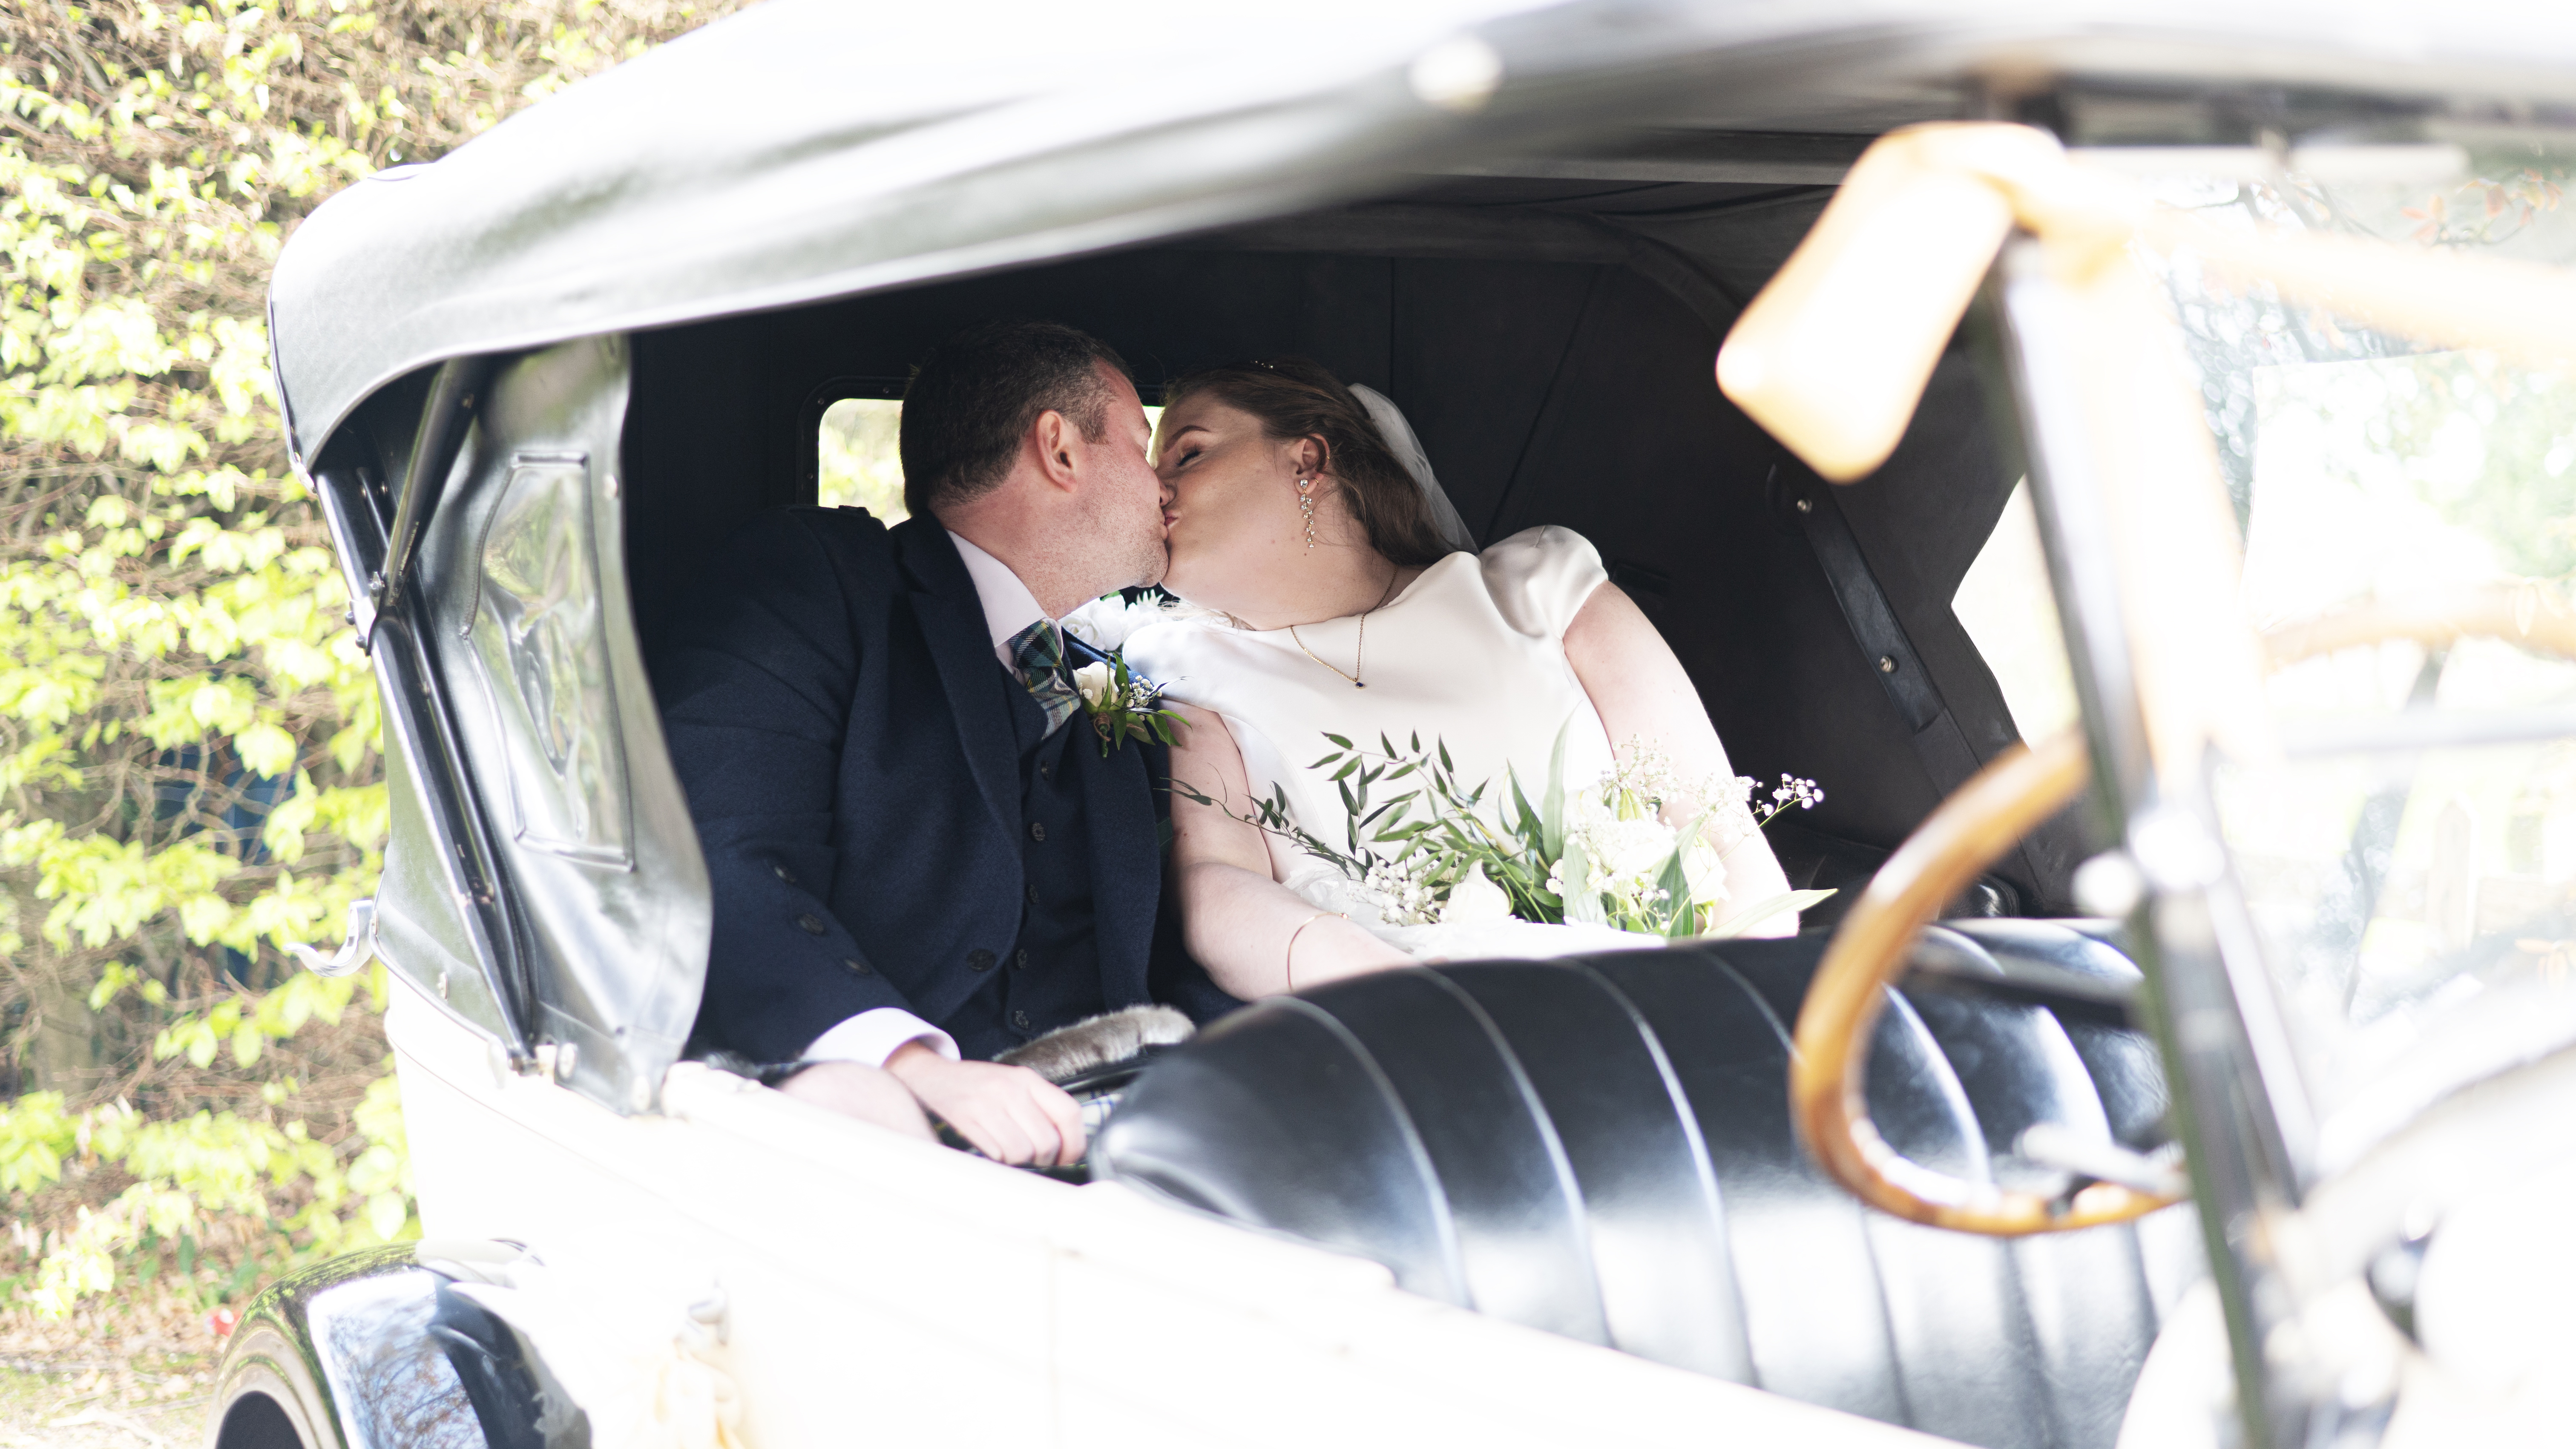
xmin=369 ymin=355 xmax=496 ymax=644
xmin=311 ymin=455 xmax=537 ymax=1070
xmin=288 ymin=899 xmax=378 ymax=978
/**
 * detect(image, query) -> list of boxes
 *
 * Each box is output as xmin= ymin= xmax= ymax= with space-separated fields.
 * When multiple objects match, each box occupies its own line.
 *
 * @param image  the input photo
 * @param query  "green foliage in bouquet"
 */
xmin=1175 ymin=719 xmax=1832 ymax=941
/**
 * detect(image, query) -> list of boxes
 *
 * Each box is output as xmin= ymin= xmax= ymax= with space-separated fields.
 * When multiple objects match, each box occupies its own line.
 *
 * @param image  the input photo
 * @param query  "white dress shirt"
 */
xmin=799 ymin=531 xmax=1052 ymax=1070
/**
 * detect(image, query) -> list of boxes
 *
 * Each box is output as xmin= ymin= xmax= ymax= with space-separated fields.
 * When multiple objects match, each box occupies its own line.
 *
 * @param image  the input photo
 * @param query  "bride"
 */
xmin=1104 ymin=357 xmax=1800 ymax=1000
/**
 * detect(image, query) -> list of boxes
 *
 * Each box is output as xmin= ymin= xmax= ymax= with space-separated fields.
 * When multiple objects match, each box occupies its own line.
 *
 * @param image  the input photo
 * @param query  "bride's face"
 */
xmin=1154 ymin=396 xmax=1320 ymax=610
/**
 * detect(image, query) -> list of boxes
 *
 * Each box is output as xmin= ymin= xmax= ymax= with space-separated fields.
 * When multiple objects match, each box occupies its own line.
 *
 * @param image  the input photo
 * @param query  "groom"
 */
xmin=656 ymin=320 xmax=1213 ymax=1167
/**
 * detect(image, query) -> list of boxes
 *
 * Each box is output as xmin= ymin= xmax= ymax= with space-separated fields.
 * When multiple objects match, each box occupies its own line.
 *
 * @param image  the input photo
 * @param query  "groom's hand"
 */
xmin=884 ymin=1041 xmax=1087 ymax=1167
xmin=777 ymin=1061 xmax=937 ymax=1142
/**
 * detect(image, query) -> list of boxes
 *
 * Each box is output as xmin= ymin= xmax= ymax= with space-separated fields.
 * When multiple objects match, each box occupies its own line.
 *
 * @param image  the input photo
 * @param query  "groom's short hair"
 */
xmin=900 ymin=321 xmax=1132 ymax=518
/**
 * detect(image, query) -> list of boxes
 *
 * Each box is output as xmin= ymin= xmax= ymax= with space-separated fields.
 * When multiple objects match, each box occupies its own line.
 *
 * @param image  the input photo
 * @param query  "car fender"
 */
xmin=208 ymin=1240 xmax=589 ymax=1449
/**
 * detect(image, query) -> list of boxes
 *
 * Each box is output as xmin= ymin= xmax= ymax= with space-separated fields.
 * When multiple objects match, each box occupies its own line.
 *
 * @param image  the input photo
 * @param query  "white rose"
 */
xmin=1587 ymin=818 xmax=1676 ymax=884
xmin=1072 ymin=661 xmax=1114 ymax=710
xmin=1440 ymin=862 xmax=1514 ymax=926
xmin=1061 ymin=595 xmax=1143 ymax=651
xmin=1062 ymin=592 xmax=1225 ymax=651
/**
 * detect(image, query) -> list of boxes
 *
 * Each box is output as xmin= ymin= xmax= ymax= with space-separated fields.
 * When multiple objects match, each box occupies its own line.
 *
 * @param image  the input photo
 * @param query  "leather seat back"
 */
xmin=1097 ymin=925 xmax=2204 ymax=1449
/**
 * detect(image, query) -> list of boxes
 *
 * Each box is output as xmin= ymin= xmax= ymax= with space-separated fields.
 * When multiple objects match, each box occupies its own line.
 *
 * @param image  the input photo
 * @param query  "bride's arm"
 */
xmin=1562 ymin=582 xmax=1801 ymax=937
xmin=1166 ymin=703 xmax=1413 ymax=997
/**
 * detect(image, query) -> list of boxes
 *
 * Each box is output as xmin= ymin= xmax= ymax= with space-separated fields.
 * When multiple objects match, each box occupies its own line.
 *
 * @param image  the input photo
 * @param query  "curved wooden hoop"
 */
xmin=1786 ymin=730 xmax=2167 ymax=1234
xmin=2261 ymin=584 xmax=2576 ymax=671
xmin=1791 ymin=586 xmax=2576 ymax=1235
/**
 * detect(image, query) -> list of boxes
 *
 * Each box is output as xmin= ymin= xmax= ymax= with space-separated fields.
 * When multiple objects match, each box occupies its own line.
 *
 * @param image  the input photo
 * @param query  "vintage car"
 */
xmin=213 ymin=1 xmax=2576 ymax=1446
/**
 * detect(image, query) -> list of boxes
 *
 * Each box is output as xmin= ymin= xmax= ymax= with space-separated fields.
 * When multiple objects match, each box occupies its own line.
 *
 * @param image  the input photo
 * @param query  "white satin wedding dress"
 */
xmin=1115 ymin=525 xmax=1671 ymax=961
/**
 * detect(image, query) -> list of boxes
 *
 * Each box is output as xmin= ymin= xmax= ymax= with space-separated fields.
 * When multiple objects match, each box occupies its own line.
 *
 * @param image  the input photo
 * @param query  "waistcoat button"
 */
xmin=844 ymin=957 xmax=872 ymax=977
xmin=1029 ymin=822 xmax=1047 ymax=842
xmin=1026 ymin=882 xmax=1039 ymax=906
xmin=1012 ymin=1010 xmax=1032 ymax=1031
xmin=1013 ymin=949 xmax=1029 ymax=971
xmin=967 ymin=948 xmax=996 ymax=972
xmin=773 ymin=862 xmax=799 ymax=886
xmin=795 ymin=913 xmax=825 ymax=935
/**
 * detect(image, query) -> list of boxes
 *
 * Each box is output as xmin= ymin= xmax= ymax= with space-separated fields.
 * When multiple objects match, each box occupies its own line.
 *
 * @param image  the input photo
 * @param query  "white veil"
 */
xmin=1349 ymin=383 xmax=1479 ymax=554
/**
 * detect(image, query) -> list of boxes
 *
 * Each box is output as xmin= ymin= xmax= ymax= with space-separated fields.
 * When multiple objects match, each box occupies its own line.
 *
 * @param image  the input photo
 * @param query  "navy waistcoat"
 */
xmin=940 ymin=667 xmax=1111 ymax=1058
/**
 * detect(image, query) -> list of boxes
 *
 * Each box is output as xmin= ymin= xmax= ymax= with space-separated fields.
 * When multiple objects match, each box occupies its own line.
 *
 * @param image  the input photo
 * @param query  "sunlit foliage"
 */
xmin=1 ymin=0 xmax=739 ymax=1317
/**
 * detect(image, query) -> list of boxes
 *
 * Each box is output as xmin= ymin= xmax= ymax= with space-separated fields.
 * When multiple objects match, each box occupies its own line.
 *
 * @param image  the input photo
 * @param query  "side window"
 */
xmin=816 ymin=395 xmax=1164 ymax=519
xmin=469 ymin=454 xmax=631 ymax=867
xmin=1952 ymin=478 xmax=2081 ymax=743
xmin=818 ymin=397 xmax=908 ymax=520
xmin=2227 ymin=351 xmax=2576 ymax=1031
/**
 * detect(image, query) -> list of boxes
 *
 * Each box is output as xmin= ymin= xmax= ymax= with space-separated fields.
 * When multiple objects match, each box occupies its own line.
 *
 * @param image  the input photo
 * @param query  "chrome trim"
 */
xmin=1989 ymin=235 xmax=2310 ymax=1449
xmin=2277 ymin=704 xmax=2576 ymax=758
xmin=288 ymin=899 xmax=379 ymax=980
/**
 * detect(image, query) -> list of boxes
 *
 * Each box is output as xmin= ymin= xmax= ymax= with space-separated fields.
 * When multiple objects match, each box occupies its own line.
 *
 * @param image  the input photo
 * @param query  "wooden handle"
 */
xmin=1789 ymin=729 xmax=2182 ymax=1234
xmin=1792 ymin=592 xmax=2576 ymax=1235
xmin=2262 ymin=584 xmax=2576 ymax=670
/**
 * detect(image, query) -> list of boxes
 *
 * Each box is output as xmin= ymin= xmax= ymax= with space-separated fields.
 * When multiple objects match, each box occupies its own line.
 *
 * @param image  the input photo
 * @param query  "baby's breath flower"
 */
xmin=1360 ymin=853 xmax=1445 ymax=927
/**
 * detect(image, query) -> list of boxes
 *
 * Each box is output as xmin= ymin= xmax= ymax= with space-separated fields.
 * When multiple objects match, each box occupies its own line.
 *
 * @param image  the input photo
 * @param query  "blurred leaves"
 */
xmin=1 ymin=0 xmax=739 ymax=1316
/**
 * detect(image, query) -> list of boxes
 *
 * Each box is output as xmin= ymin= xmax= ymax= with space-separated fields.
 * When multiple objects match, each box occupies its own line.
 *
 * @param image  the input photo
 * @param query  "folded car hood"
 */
xmin=266 ymin=0 xmax=2576 ymax=467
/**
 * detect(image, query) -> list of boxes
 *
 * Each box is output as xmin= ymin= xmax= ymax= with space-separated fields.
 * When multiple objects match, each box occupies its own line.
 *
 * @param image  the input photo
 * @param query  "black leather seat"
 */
xmin=1095 ymin=922 xmax=2202 ymax=1449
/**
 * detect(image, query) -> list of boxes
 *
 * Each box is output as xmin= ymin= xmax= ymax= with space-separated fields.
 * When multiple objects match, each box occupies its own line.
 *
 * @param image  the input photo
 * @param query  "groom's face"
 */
xmin=1074 ymin=366 xmax=1170 ymax=591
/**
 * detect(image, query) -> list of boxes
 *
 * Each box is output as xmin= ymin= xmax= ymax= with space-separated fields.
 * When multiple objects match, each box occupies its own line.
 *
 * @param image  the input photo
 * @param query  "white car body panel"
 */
xmin=386 ymin=972 xmax=1961 ymax=1447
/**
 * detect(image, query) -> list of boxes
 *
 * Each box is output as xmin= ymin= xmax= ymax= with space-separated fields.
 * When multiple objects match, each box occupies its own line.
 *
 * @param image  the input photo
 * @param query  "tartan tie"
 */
xmin=1009 ymin=619 xmax=1079 ymax=738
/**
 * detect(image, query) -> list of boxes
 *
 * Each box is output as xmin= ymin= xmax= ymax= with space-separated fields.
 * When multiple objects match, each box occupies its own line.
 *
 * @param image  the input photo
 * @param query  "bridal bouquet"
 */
xmin=1181 ymin=722 xmax=1831 ymax=941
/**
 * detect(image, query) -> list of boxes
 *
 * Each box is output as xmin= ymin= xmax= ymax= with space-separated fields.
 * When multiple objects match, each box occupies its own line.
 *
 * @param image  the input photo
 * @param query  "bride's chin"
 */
xmin=1161 ymin=552 xmax=1212 ymax=600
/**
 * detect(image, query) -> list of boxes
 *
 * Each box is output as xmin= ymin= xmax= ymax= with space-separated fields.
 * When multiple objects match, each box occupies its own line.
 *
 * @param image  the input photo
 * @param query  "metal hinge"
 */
xmin=287 ymin=898 xmax=378 ymax=978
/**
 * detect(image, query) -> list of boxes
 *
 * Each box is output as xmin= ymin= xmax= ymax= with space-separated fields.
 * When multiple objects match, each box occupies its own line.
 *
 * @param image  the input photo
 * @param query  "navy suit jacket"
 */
xmin=656 ymin=509 xmax=1230 ymax=1063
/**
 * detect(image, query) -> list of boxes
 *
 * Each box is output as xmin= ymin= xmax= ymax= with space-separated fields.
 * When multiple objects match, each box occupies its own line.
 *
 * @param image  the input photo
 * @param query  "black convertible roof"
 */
xmin=266 ymin=0 xmax=2576 ymax=467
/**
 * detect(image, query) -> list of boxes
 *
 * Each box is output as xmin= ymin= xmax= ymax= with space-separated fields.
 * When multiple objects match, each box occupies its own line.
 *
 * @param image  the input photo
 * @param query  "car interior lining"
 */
xmin=619 ymin=176 xmax=2096 ymax=914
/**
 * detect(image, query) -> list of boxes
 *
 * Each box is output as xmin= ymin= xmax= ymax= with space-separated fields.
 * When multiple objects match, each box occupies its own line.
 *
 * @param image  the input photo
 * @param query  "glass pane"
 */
xmin=817 ymin=397 xmax=1164 ymax=520
xmin=819 ymin=396 xmax=908 ymax=520
xmin=2128 ymin=140 xmax=2576 ymax=1102
xmin=469 ymin=458 xmax=631 ymax=866
xmin=1952 ymin=477 xmax=2081 ymax=742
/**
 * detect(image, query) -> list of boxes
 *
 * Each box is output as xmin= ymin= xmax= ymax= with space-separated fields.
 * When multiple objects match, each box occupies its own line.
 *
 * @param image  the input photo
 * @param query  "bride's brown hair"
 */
xmin=1159 ymin=357 xmax=1460 ymax=568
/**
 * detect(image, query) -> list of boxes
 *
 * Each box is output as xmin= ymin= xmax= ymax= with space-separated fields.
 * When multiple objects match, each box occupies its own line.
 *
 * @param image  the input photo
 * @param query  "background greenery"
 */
xmin=0 ymin=0 xmax=742 ymax=1339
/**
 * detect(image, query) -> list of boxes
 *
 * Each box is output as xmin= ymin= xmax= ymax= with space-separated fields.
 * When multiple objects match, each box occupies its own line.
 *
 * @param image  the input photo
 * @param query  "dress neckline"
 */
xmin=1234 ymin=549 xmax=1472 ymax=635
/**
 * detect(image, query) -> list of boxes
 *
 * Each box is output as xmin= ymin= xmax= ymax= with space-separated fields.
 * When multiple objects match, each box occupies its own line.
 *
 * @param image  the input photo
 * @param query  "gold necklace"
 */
xmin=1288 ymin=569 xmax=1401 ymax=690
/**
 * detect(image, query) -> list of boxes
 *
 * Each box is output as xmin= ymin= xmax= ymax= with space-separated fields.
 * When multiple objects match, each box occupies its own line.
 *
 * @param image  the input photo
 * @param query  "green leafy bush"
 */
xmin=2 ymin=0 xmax=739 ymax=1320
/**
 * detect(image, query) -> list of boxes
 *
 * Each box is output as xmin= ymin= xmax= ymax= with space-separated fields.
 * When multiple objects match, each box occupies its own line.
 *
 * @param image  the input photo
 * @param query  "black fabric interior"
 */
xmin=1097 ymin=926 xmax=2199 ymax=1449
xmin=620 ymin=183 xmax=2093 ymax=907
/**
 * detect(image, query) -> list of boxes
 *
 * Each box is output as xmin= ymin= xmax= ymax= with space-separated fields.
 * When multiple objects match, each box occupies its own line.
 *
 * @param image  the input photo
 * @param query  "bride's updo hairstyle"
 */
xmin=1161 ymin=357 xmax=1459 ymax=569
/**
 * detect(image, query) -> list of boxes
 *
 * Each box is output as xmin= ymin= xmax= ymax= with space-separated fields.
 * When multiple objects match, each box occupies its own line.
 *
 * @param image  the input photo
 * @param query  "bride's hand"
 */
xmin=884 ymin=1041 xmax=1087 ymax=1166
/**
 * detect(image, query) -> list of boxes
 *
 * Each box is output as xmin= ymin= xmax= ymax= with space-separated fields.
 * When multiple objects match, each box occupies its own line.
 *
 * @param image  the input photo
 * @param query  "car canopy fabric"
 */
xmin=265 ymin=0 xmax=2576 ymax=468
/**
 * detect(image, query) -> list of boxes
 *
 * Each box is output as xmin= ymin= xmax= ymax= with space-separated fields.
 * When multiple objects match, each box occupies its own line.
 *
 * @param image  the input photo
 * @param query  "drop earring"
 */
xmin=1297 ymin=476 xmax=1317 ymax=550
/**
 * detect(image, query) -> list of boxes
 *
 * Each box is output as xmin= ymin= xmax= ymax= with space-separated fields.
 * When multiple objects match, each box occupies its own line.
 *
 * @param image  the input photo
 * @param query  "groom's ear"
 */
xmin=1030 ymin=407 xmax=1083 ymax=493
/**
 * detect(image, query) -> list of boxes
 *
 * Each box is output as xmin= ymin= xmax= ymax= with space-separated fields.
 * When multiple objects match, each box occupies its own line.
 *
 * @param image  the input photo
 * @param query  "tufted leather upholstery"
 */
xmin=1097 ymin=922 xmax=2205 ymax=1449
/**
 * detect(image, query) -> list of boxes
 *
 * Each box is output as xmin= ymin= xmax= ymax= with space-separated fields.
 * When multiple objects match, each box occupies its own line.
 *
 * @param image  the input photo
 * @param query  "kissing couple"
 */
xmin=658 ymin=320 xmax=1799 ymax=1166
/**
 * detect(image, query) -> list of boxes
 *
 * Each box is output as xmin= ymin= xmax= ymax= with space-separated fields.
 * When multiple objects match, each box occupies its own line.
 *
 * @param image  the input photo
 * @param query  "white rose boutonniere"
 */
xmin=1073 ymin=661 xmax=1114 ymax=711
xmin=1075 ymin=650 xmax=1184 ymax=758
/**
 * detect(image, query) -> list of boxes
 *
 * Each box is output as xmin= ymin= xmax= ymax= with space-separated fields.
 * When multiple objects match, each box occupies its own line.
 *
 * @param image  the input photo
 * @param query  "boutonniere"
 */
xmin=1073 ymin=651 xmax=1184 ymax=757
